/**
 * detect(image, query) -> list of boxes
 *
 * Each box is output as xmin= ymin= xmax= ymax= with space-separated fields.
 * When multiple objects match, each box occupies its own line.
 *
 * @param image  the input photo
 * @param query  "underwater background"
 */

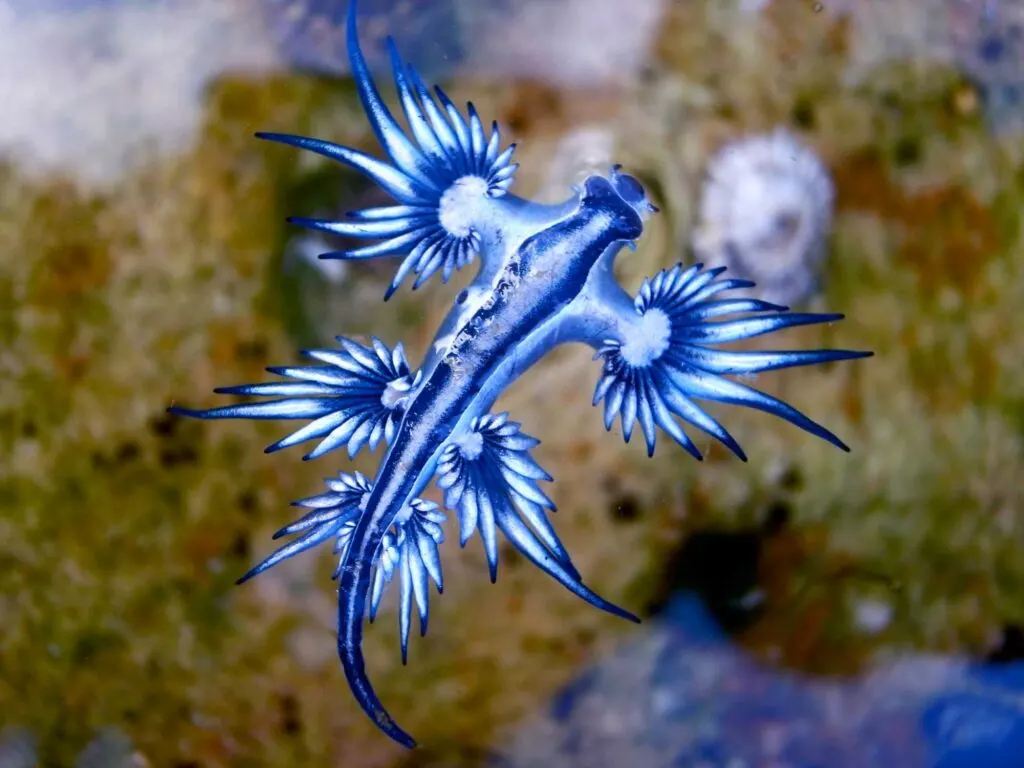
xmin=2 ymin=0 xmax=1024 ymax=765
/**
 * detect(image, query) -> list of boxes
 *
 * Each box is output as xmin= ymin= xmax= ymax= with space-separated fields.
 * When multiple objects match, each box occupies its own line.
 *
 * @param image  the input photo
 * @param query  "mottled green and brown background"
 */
xmin=1 ymin=0 xmax=1022 ymax=765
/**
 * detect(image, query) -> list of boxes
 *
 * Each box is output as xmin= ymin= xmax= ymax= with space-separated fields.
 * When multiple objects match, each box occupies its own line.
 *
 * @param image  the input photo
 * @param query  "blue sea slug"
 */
xmin=170 ymin=0 xmax=871 ymax=748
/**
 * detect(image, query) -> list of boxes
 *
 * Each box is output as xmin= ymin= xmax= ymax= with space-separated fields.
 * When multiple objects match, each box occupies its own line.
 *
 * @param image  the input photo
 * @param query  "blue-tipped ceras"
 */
xmin=170 ymin=0 xmax=872 ymax=748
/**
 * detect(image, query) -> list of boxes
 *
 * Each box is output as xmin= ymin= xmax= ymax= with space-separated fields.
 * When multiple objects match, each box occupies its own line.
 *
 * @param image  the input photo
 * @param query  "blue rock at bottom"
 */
xmin=500 ymin=592 xmax=1024 ymax=768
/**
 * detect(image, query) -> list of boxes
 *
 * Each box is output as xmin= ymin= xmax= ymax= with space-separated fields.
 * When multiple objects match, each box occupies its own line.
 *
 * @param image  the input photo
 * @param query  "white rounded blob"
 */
xmin=391 ymin=504 xmax=413 ymax=527
xmin=452 ymin=429 xmax=484 ymax=461
xmin=380 ymin=377 xmax=411 ymax=409
xmin=853 ymin=598 xmax=893 ymax=635
xmin=692 ymin=127 xmax=833 ymax=307
xmin=620 ymin=307 xmax=671 ymax=367
xmin=438 ymin=175 xmax=490 ymax=237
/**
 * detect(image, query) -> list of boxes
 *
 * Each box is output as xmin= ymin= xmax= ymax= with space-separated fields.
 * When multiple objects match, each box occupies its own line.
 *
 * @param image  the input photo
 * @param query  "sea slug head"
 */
xmin=609 ymin=164 xmax=659 ymax=220
xmin=573 ymin=165 xmax=657 ymax=251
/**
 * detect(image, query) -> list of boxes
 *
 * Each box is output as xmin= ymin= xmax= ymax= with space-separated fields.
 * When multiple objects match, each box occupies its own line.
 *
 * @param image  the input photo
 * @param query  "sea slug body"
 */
xmin=170 ymin=0 xmax=872 ymax=749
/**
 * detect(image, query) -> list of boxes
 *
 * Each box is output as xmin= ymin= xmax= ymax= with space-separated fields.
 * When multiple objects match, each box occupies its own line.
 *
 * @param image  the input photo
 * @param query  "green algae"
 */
xmin=2 ymin=3 xmax=1024 ymax=765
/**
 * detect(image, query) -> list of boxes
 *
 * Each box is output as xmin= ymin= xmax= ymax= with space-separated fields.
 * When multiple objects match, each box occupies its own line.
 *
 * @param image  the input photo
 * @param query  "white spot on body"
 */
xmin=438 ymin=175 xmax=490 ymax=237
xmin=380 ymin=377 xmax=412 ymax=409
xmin=452 ymin=430 xmax=484 ymax=461
xmin=619 ymin=307 xmax=671 ymax=366
xmin=391 ymin=505 xmax=413 ymax=528
xmin=432 ymin=333 xmax=456 ymax=356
